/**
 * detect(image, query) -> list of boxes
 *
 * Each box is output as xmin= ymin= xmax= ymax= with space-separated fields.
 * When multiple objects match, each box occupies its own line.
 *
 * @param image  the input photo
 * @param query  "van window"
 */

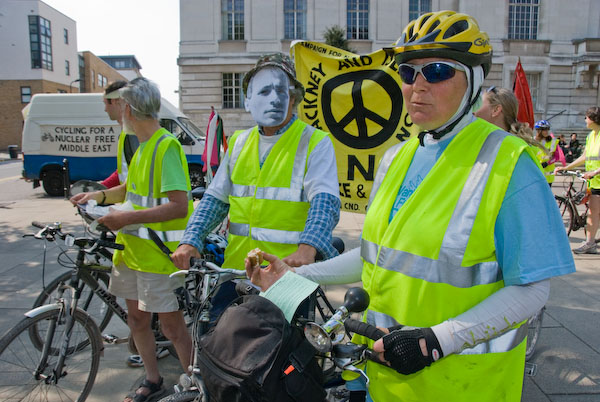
xmin=178 ymin=118 xmax=206 ymax=140
xmin=160 ymin=118 xmax=195 ymax=146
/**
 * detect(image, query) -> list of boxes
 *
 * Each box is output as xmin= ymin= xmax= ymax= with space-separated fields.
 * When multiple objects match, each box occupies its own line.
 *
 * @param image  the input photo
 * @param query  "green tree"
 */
xmin=323 ymin=25 xmax=354 ymax=52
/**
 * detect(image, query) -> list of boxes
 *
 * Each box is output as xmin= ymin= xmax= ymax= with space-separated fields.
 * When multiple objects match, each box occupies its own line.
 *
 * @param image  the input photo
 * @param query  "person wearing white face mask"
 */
xmin=245 ymin=11 xmax=575 ymax=402
xmin=171 ymin=53 xmax=340 ymax=318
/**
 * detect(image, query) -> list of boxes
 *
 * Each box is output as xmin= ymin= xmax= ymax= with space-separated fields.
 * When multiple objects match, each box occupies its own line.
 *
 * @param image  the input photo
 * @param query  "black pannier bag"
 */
xmin=196 ymin=294 xmax=326 ymax=402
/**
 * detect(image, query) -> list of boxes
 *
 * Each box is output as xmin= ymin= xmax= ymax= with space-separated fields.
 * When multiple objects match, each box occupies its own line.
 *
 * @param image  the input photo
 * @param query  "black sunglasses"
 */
xmin=398 ymin=61 xmax=465 ymax=84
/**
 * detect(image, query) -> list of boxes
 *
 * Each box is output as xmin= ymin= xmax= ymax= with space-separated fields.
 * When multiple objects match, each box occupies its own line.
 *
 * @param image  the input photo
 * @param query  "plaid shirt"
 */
xmin=180 ymin=192 xmax=340 ymax=261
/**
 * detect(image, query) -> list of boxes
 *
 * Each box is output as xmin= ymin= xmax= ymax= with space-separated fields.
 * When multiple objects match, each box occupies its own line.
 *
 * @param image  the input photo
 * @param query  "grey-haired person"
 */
xmin=71 ymin=77 xmax=193 ymax=402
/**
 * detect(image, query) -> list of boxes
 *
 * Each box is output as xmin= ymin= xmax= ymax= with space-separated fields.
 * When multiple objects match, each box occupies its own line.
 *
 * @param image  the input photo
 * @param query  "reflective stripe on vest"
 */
xmin=229 ymin=127 xmax=312 ymax=204
xmin=125 ymin=134 xmax=192 ymax=206
xmin=362 ymin=131 xmax=507 ymax=288
xmin=229 ymin=222 xmax=301 ymax=244
xmin=120 ymin=226 xmax=185 ymax=243
xmin=117 ymin=131 xmax=128 ymax=184
xmin=585 ymin=130 xmax=600 ymax=188
xmin=228 ymin=124 xmax=314 ymax=245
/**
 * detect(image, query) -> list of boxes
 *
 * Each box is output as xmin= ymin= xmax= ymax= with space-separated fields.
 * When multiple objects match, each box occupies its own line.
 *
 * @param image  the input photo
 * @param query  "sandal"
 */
xmin=124 ymin=377 xmax=164 ymax=402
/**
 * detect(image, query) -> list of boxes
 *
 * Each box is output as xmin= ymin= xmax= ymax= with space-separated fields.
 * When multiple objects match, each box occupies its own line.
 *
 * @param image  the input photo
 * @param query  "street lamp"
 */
xmin=69 ymin=78 xmax=81 ymax=93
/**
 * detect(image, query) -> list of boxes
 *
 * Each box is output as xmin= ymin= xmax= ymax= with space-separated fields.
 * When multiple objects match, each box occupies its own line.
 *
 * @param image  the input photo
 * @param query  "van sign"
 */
xmin=40 ymin=125 xmax=120 ymax=156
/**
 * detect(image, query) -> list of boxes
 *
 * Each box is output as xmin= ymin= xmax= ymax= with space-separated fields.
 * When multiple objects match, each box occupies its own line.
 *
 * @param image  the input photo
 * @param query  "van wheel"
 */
xmin=189 ymin=165 xmax=206 ymax=189
xmin=42 ymin=170 xmax=65 ymax=196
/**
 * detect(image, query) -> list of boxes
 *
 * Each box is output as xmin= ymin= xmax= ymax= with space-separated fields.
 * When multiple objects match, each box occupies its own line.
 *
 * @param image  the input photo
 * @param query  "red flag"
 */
xmin=513 ymin=59 xmax=535 ymax=129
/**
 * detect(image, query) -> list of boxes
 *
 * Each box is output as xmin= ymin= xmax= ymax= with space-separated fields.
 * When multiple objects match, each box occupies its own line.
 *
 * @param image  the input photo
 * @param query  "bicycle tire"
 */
xmin=30 ymin=270 xmax=113 ymax=351
xmin=0 ymin=307 xmax=102 ymax=401
xmin=555 ymin=195 xmax=573 ymax=236
xmin=525 ymin=306 xmax=545 ymax=361
xmin=157 ymin=390 xmax=203 ymax=402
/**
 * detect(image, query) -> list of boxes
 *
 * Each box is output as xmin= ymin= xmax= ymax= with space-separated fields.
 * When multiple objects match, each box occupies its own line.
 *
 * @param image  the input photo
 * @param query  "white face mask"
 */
xmin=244 ymin=67 xmax=291 ymax=127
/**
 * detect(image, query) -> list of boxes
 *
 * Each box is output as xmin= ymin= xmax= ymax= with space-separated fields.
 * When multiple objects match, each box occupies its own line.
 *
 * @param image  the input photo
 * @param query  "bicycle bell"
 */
xmin=304 ymin=287 xmax=370 ymax=353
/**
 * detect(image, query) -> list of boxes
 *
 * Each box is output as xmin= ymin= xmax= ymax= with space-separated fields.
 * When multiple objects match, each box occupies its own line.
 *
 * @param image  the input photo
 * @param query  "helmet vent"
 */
xmin=419 ymin=14 xmax=431 ymax=30
xmin=426 ymin=20 xmax=440 ymax=35
xmin=444 ymin=20 xmax=468 ymax=39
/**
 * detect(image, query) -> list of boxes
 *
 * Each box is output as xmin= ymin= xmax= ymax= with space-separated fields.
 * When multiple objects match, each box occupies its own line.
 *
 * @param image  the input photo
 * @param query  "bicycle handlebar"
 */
xmin=28 ymin=221 xmax=124 ymax=251
xmin=170 ymin=257 xmax=247 ymax=279
xmin=559 ymin=170 xmax=585 ymax=178
xmin=344 ymin=318 xmax=385 ymax=341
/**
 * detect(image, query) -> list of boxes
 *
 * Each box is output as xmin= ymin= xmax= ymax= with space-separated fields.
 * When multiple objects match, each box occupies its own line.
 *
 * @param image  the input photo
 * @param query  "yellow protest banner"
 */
xmin=291 ymin=41 xmax=420 ymax=213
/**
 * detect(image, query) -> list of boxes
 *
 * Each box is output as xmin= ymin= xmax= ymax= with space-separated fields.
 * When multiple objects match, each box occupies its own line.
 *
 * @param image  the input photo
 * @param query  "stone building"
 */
xmin=178 ymin=0 xmax=600 ymax=137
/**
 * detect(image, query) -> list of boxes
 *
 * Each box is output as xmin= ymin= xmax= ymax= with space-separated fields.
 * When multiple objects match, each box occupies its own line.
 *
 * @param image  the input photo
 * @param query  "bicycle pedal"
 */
xmin=102 ymin=334 xmax=119 ymax=344
xmin=525 ymin=362 xmax=537 ymax=377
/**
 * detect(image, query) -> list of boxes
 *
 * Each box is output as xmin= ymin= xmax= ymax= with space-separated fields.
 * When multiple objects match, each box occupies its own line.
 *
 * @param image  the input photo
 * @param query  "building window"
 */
xmin=58 ymin=89 xmax=67 ymax=93
xmin=21 ymin=87 xmax=32 ymax=103
xmin=65 ymin=60 xmax=70 ymax=76
xmin=29 ymin=15 xmax=53 ymax=70
xmin=347 ymin=0 xmax=369 ymax=40
xmin=115 ymin=60 xmax=126 ymax=68
xmin=409 ymin=0 xmax=431 ymax=21
xmin=98 ymin=73 xmax=105 ymax=88
xmin=526 ymin=72 xmax=540 ymax=109
xmin=222 ymin=0 xmax=244 ymax=40
xmin=511 ymin=70 xmax=540 ymax=109
xmin=284 ymin=0 xmax=306 ymax=39
xmin=92 ymin=69 xmax=95 ymax=89
xmin=509 ymin=0 xmax=539 ymax=40
xmin=222 ymin=73 xmax=244 ymax=109
xmin=64 ymin=28 xmax=68 ymax=44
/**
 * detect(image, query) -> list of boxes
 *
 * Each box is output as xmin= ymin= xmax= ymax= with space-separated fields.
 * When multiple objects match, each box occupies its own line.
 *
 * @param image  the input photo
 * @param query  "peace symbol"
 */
xmin=321 ymin=70 xmax=403 ymax=149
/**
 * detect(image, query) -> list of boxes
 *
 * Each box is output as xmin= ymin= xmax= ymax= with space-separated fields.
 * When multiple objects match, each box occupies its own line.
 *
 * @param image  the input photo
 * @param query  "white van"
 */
xmin=22 ymin=93 xmax=207 ymax=196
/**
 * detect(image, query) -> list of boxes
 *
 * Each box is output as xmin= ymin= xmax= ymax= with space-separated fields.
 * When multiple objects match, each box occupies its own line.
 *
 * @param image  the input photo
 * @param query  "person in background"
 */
xmin=246 ymin=11 xmax=575 ymax=402
xmin=534 ymin=119 xmax=564 ymax=186
xmin=474 ymin=86 xmax=545 ymax=153
xmin=556 ymin=107 xmax=600 ymax=254
xmin=100 ymin=81 xmax=140 ymax=189
xmin=71 ymin=78 xmax=193 ymax=402
xmin=558 ymin=134 xmax=568 ymax=156
xmin=171 ymin=53 xmax=340 ymax=319
xmin=565 ymin=132 xmax=582 ymax=163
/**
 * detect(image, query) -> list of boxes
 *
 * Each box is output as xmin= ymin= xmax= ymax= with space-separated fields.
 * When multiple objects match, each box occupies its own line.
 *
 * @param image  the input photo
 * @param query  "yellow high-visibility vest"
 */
xmin=223 ymin=119 xmax=329 ymax=269
xmin=113 ymin=128 xmax=193 ymax=274
xmin=359 ymin=119 xmax=535 ymax=402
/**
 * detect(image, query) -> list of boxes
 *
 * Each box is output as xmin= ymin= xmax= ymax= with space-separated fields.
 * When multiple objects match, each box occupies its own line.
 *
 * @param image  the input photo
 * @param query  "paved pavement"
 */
xmin=0 ymin=157 xmax=598 ymax=401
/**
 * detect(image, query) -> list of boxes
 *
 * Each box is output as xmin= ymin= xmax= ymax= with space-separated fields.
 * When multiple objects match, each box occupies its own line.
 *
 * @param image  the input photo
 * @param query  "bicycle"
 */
xmin=0 ymin=221 xmax=126 ymax=401
xmin=159 ymin=255 xmax=378 ymax=402
xmin=29 ymin=208 xmax=182 ymax=360
xmin=554 ymin=170 xmax=591 ymax=236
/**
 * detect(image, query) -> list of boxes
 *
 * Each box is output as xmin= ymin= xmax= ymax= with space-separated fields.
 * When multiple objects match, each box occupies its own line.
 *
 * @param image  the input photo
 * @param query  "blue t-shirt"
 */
xmin=389 ymin=134 xmax=575 ymax=285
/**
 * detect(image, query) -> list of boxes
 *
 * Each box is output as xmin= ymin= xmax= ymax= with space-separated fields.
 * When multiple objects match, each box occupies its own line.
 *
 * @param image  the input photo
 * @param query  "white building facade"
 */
xmin=179 ymin=0 xmax=600 ymax=135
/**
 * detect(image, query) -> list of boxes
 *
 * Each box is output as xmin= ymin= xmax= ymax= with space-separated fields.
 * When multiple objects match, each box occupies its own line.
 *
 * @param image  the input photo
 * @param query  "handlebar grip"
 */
xmin=32 ymin=221 xmax=45 ymax=229
xmin=364 ymin=348 xmax=388 ymax=365
xmin=344 ymin=318 xmax=385 ymax=341
xmin=97 ymin=239 xmax=125 ymax=250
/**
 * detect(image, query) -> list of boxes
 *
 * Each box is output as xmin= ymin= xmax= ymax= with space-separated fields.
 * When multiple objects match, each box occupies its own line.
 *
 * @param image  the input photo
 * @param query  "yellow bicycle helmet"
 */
xmin=387 ymin=10 xmax=492 ymax=76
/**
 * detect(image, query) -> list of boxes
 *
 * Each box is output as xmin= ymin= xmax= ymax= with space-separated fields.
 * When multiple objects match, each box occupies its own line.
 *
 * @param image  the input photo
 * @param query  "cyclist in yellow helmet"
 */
xmin=246 ymin=10 xmax=575 ymax=402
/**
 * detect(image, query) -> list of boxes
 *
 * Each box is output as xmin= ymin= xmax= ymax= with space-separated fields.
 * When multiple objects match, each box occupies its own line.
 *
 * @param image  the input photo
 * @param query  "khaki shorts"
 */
xmin=108 ymin=262 xmax=184 ymax=313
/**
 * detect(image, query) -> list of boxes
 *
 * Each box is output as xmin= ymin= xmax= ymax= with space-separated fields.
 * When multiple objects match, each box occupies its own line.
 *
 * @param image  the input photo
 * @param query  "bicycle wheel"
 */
xmin=555 ymin=195 xmax=573 ymax=236
xmin=0 ymin=307 xmax=102 ymax=401
xmin=30 ymin=271 xmax=113 ymax=351
xmin=525 ymin=306 xmax=545 ymax=361
xmin=158 ymin=390 xmax=203 ymax=402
